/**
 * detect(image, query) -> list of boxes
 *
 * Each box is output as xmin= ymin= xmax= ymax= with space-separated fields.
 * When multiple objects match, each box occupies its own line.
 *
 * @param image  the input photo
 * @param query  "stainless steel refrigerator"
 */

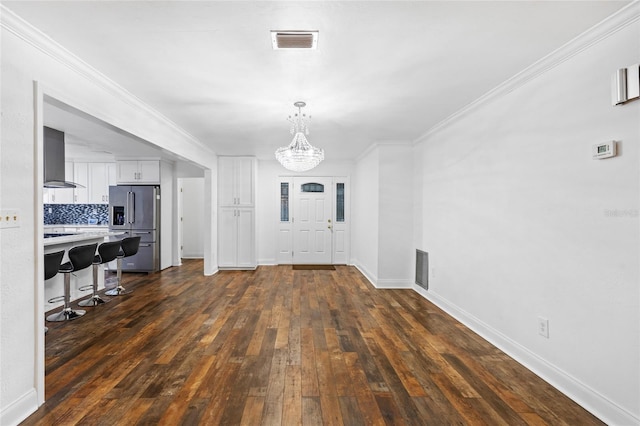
xmin=109 ymin=185 xmax=160 ymax=272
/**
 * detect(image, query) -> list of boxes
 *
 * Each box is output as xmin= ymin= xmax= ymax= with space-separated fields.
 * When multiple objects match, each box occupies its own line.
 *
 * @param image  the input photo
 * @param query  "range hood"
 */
xmin=43 ymin=126 xmax=82 ymax=188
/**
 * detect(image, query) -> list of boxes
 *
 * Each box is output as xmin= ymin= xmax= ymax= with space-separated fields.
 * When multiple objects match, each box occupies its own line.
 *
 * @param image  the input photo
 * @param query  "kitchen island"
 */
xmin=44 ymin=231 xmax=125 ymax=313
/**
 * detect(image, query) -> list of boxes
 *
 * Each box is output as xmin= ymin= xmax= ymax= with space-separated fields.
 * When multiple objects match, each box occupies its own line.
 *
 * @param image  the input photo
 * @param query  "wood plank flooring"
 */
xmin=24 ymin=260 xmax=604 ymax=425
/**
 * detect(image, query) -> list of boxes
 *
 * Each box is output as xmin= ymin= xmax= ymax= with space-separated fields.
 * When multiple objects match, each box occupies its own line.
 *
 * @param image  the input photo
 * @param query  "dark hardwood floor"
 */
xmin=24 ymin=260 xmax=604 ymax=425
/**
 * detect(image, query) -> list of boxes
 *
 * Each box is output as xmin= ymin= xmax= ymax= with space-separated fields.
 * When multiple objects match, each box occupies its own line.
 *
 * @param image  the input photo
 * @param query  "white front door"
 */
xmin=292 ymin=177 xmax=333 ymax=264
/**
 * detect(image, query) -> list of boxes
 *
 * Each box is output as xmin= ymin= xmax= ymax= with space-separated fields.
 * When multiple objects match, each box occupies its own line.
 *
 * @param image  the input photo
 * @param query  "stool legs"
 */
xmin=104 ymin=257 xmax=130 ymax=296
xmin=78 ymin=264 xmax=109 ymax=307
xmin=46 ymin=273 xmax=86 ymax=322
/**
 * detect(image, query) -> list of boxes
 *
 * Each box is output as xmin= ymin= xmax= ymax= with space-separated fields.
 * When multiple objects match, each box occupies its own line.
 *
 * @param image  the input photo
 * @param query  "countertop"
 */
xmin=44 ymin=231 xmax=125 ymax=247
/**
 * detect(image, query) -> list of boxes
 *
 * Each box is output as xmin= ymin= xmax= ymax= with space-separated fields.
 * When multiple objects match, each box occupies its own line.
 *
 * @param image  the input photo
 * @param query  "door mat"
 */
xmin=292 ymin=264 xmax=336 ymax=271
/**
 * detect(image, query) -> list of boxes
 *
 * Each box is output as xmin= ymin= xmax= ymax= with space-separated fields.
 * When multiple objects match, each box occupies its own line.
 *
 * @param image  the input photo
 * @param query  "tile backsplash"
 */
xmin=44 ymin=204 xmax=109 ymax=225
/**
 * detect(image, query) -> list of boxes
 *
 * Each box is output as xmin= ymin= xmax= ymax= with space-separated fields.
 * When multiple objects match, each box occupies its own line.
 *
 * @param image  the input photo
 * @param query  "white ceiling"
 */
xmin=3 ymin=1 xmax=630 ymax=164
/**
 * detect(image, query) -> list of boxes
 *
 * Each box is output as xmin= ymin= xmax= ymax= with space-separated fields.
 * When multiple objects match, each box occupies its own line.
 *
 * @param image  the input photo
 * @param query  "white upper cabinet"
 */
xmin=218 ymin=157 xmax=255 ymax=207
xmin=73 ymin=162 xmax=88 ymax=204
xmin=88 ymin=162 xmax=117 ymax=204
xmin=117 ymin=160 xmax=160 ymax=184
xmin=45 ymin=162 xmax=75 ymax=204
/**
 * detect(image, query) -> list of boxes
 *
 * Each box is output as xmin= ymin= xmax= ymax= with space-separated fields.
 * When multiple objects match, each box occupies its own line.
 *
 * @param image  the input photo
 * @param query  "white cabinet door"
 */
xmin=218 ymin=157 xmax=255 ymax=207
xmin=218 ymin=207 xmax=256 ymax=268
xmin=236 ymin=208 xmax=255 ymax=268
xmin=88 ymin=163 xmax=108 ymax=204
xmin=218 ymin=207 xmax=237 ymax=267
xmin=117 ymin=161 xmax=139 ymax=183
xmin=138 ymin=161 xmax=160 ymax=183
xmin=236 ymin=157 xmax=255 ymax=206
xmin=73 ymin=162 xmax=88 ymax=204
xmin=117 ymin=160 xmax=160 ymax=184
xmin=218 ymin=158 xmax=236 ymax=206
xmin=50 ymin=162 xmax=75 ymax=204
xmin=106 ymin=163 xmax=117 ymax=186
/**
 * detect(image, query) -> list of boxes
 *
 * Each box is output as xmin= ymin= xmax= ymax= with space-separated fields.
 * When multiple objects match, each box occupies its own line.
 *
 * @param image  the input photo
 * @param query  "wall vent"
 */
xmin=271 ymin=30 xmax=318 ymax=50
xmin=415 ymin=249 xmax=428 ymax=290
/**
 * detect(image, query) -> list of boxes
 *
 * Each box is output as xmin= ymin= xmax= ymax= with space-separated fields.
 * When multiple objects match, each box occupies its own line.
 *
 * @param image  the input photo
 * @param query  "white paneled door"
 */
xmin=292 ymin=177 xmax=333 ymax=264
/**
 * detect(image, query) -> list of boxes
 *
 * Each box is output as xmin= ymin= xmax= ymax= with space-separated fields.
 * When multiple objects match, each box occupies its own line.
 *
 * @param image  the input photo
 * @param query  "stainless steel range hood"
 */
xmin=43 ymin=126 xmax=82 ymax=189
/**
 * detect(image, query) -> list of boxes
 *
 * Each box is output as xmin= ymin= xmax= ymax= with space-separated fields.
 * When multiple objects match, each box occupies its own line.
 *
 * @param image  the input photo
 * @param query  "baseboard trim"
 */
xmin=375 ymin=278 xmax=412 ymax=289
xmin=412 ymin=285 xmax=639 ymax=426
xmin=352 ymin=261 xmax=378 ymax=288
xmin=0 ymin=388 xmax=38 ymax=426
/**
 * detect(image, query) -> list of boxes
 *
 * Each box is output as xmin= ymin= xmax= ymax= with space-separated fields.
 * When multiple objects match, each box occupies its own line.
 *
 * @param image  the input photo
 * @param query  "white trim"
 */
xmin=412 ymin=285 xmax=640 ymax=426
xmin=0 ymin=388 xmax=38 ymax=426
xmin=353 ymin=261 xmax=378 ymax=288
xmin=258 ymin=258 xmax=277 ymax=265
xmin=34 ymin=82 xmax=46 ymax=407
xmin=355 ymin=141 xmax=413 ymax=162
xmin=375 ymin=279 xmax=412 ymax=289
xmin=415 ymin=0 xmax=640 ymax=143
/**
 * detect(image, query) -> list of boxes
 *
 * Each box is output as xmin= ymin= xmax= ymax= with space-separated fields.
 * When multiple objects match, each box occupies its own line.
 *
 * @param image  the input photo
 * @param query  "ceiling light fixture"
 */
xmin=275 ymin=101 xmax=324 ymax=172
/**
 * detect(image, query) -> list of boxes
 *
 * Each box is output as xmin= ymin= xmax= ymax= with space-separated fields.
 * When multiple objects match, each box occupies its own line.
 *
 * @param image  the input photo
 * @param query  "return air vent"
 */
xmin=271 ymin=30 xmax=318 ymax=50
xmin=415 ymin=249 xmax=428 ymax=290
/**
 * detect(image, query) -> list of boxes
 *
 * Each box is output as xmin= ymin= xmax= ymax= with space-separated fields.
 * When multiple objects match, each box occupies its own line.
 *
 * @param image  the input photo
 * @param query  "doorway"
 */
xmin=276 ymin=176 xmax=350 ymax=265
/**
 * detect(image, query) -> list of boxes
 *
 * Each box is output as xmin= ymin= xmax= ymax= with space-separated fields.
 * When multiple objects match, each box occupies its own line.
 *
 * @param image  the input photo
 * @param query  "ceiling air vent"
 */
xmin=271 ymin=30 xmax=318 ymax=50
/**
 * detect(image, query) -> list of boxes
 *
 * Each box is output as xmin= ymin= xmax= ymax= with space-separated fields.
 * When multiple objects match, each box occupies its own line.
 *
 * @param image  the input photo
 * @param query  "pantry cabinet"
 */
xmin=218 ymin=207 xmax=255 ymax=269
xmin=218 ymin=157 xmax=255 ymax=207
xmin=218 ymin=157 xmax=256 ymax=269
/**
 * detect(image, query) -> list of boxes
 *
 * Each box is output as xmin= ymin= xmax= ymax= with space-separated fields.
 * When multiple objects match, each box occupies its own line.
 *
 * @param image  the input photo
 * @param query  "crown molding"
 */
xmin=355 ymin=141 xmax=413 ymax=163
xmin=415 ymin=0 xmax=640 ymax=144
xmin=0 ymin=5 xmax=213 ymax=155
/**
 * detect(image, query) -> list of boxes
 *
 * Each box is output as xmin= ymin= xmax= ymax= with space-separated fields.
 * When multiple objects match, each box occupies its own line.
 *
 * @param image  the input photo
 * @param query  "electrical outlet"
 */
xmin=431 ymin=267 xmax=436 ymax=278
xmin=538 ymin=316 xmax=549 ymax=338
xmin=0 ymin=209 xmax=21 ymax=229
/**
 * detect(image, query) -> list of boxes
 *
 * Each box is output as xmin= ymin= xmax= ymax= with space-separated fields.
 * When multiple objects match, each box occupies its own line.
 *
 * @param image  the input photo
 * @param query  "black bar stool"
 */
xmin=44 ymin=250 xmax=65 ymax=333
xmin=78 ymin=240 xmax=121 ymax=307
xmin=105 ymin=236 xmax=141 ymax=296
xmin=46 ymin=243 xmax=97 ymax=322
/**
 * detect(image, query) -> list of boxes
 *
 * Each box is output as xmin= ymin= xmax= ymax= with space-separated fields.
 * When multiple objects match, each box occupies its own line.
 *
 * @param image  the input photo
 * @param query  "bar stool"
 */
xmin=78 ymin=240 xmax=121 ymax=307
xmin=105 ymin=236 xmax=141 ymax=296
xmin=44 ymin=250 xmax=65 ymax=333
xmin=46 ymin=243 xmax=97 ymax=322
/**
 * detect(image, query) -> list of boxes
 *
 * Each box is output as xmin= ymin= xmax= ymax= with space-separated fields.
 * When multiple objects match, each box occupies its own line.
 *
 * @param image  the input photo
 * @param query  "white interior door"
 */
xmin=292 ymin=177 xmax=333 ymax=264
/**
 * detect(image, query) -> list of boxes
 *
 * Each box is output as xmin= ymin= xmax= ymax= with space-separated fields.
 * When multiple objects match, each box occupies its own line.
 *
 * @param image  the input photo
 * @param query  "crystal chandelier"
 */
xmin=275 ymin=101 xmax=324 ymax=172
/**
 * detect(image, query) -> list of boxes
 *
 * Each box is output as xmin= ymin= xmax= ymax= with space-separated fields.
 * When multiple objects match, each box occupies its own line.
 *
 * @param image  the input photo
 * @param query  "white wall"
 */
xmin=378 ymin=144 xmax=414 ymax=286
xmin=256 ymin=159 xmax=354 ymax=265
xmin=415 ymin=14 xmax=639 ymax=425
xmin=0 ymin=9 xmax=216 ymax=425
xmin=182 ymin=178 xmax=205 ymax=258
xmin=352 ymin=148 xmax=380 ymax=282
xmin=352 ymin=144 xmax=414 ymax=288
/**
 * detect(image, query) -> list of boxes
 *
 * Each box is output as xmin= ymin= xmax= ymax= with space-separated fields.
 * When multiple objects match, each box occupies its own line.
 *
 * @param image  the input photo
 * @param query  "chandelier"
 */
xmin=275 ymin=101 xmax=324 ymax=172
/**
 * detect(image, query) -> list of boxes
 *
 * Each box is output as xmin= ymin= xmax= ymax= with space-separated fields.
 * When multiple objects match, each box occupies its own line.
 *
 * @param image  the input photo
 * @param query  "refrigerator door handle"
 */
xmin=133 ymin=231 xmax=151 ymax=234
xmin=128 ymin=191 xmax=135 ymax=224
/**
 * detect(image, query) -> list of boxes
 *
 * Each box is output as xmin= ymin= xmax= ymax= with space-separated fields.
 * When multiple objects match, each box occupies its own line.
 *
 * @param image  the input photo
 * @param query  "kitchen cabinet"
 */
xmin=218 ymin=157 xmax=255 ymax=207
xmin=73 ymin=162 xmax=89 ymax=204
xmin=117 ymin=160 xmax=160 ymax=184
xmin=218 ymin=207 xmax=255 ymax=269
xmin=88 ymin=162 xmax=116 ymax=203
xmin=44 ymin=162 xmax=75 ymax=204
xmin=218 ymin=156 xmax=256 ymax=269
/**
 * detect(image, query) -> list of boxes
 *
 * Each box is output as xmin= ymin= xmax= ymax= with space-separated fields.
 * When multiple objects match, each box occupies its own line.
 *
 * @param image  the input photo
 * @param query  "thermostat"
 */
xmin=592 ymin=141 xmax=616 ymax=159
